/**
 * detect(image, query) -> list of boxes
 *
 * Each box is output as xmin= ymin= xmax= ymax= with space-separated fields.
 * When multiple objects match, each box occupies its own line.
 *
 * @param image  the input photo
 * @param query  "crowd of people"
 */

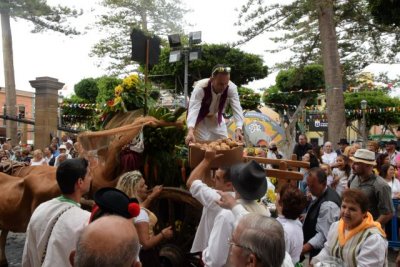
xmin=0 ymin=134 xmax=81 ymax=167
xmin=13 ymin=64 xmax=400 ymax=267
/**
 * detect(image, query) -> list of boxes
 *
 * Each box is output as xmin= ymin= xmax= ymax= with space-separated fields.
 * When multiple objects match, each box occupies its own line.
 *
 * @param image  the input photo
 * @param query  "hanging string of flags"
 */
xmin=59 ymin=103 xmax=103 ymax=111
xmin=62 ymin=115 xmax=95 ymax=119
xmin=345 ymin=106 xmax=400 ymax=115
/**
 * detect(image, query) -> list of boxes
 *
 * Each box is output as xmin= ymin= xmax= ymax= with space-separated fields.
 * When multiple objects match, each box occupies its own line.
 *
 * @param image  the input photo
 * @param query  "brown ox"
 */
xmin=0 ymin=166 xmax=59 ymax=266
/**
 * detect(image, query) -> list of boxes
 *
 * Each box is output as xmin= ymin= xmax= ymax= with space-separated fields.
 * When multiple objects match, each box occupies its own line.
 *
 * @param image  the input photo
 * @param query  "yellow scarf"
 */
xmin=338 ymin=212 xmax=386 ymax=246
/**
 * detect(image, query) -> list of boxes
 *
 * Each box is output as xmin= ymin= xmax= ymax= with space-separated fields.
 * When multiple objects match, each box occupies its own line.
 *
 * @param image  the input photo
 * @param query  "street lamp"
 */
xmin=168 ymin=31 xmax=202 ymax=107
xmin=361 ymin=99 xmax=368 ymax=148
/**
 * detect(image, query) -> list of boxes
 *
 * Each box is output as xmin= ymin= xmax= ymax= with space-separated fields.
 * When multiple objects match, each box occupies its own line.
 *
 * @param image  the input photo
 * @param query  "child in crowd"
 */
xmin=320 ymin=163 xmax=333 ymax=186
xmin=331 ymin=155 xmax=351 ymax=196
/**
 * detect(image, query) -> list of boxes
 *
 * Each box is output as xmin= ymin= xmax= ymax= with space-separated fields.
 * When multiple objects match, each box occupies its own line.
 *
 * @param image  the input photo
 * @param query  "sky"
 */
xmin=0 ymin=0 xmax=398 ymax=97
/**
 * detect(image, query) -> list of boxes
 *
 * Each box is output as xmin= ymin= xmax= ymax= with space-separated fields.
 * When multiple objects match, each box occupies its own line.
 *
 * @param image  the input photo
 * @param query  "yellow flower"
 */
xmin=122 ymin=74 xmax=140 ymax=90
xmin=114 ymin=85 xmax=123 ymax=96
xmin=111 ymin=96 xmax=122 ymax=106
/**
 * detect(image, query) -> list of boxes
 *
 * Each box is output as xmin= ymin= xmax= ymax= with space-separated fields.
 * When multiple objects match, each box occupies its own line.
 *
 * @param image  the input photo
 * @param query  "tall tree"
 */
xmin=91 ymin=0 xmax=188 ymax=74
xmin=315 ymin=0 xmax=346 ymax=143
xmin=0 ymin=0 xmax=80 ymax=145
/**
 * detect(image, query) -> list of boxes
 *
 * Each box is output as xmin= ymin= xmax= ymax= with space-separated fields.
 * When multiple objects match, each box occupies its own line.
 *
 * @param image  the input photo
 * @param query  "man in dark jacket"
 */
xmin=302 ymin=167 xmax=341 ymax=259
xmin=293 ymin=134 xmax=313 ymax=160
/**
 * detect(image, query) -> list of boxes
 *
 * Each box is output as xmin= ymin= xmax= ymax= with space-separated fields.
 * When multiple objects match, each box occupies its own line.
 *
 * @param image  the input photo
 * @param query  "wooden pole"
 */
xmin=144 ymin=39 xmax=150 ymax=116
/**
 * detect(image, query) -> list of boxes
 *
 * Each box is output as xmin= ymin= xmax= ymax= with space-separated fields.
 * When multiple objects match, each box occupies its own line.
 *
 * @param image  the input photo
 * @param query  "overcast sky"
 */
xmin=0 ymin=0 xmax=398 ymax=96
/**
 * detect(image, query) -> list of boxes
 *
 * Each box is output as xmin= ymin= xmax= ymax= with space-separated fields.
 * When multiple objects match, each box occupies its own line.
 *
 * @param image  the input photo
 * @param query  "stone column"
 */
xmin=29 ymin=77 xmax=64 ymax=150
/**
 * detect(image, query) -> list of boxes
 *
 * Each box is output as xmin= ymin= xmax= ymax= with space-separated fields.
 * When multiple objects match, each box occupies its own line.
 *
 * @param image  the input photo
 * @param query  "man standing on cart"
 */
xmin=185 ymin=64 xmax=244 ymax=144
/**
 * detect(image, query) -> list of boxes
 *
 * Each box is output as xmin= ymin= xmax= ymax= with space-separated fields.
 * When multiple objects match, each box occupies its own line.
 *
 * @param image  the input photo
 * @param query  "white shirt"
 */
xmin=134 ymin=208 xmax=150 ymax=223
xmin=30 ymin=158 xmax=47 ymax=166
xmin=305 ymin=200 xmax=341 ymax=250
xmin=187 ymin=78 xmax=244 ymax=142
xmin=322 ymin=151 xmax=337 ymax=166
xmin=22 ymin=197 xmax=90 ymax=267
xmin=277 ymin=216 xmax=303 ymax=264
xmin=386 ymin=178 xmax=400 ymax=198
xmin=189 ymin=180 xmax=224 ymax=253
xmin=202 ymin=209 xmax=235 ymax=267
xmin=332 ymin=168 xmax=348 ymax=196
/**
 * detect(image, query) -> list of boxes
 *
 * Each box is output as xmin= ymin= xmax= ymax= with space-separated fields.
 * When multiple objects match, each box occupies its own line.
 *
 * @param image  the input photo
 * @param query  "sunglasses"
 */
xmin=212 ymin=66 xmax=231 ymax=76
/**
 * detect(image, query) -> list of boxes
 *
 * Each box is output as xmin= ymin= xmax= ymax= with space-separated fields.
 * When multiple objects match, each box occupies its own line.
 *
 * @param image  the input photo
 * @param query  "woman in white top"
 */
xmin=311 ymin=189 xmax=387 ymax=267
xmin=380 ymin=163 xmax=400 ymax=199
xmin=30 ymin=149 xmax=47 ymax=166
xmin=116 ymin=170 xmax=173 ymax=267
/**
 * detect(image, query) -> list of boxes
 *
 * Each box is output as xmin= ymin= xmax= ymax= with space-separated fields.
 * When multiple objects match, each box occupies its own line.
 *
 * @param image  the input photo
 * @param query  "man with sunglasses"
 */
xmin=185 ymin=64 xmax=244 ymax=144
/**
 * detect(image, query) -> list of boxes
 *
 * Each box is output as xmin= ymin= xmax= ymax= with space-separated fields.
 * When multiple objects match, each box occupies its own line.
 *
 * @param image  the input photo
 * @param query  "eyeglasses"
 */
xmin=228 ymin=238 xmax=253 ymax=252
xmin=212 ymin=66 xmax=231 ymax=76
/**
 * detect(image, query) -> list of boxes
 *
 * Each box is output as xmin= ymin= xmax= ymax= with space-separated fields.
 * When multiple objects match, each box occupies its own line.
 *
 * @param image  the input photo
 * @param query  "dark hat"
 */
xmin=386 ymin=140 xmax=397 ymax=146
xmin=94 ymin=187 xmax=140 ymax=219
xmin=229 ymin=160 xmax=267 ymax=200
xmin=337 ymin=138 xmax=349 ymax=145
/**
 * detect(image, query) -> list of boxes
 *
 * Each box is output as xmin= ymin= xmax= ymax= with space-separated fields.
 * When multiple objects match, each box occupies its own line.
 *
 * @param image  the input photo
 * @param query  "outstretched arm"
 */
xmin=186 ymin=150 xmax=221 ymax=189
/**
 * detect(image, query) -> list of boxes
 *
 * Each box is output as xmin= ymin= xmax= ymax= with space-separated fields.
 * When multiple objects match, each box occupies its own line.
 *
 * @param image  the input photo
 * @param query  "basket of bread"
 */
xmin=189 ymin=138 xmax=244 ymax=169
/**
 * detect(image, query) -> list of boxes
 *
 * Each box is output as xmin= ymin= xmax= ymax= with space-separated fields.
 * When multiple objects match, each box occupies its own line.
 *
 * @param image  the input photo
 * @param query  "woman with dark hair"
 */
xmin=380 ymin=164 xmax=400 ymax=199
xmin=276 ymin=184 xmax=307 ymax=264
xmin=299 ymin=151 xmax=320 ymax=192
xmin=311 ymin=189 xmax=387 ymax=267
xmin=376 ymin=153 xmax=390 ymax=174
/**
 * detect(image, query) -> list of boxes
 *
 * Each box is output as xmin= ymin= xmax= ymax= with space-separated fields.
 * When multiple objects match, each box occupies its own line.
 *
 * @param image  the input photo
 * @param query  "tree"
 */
xmin=96 ymin=76 xmax=122 ymax=103
xmin=263 ymin=64 xmax=324 ymax=156
xmin=0 ymin=0 xmax=81 ymax=145
xmin=74 ymin=78 xmax=99 ymax=102
xmin=238 ymin=87 xmax=261 ymax=110
xmin=315 ymin=0 xmax=346 ymax=144
xmin=91 ymin=0 xmax=188 ymax=74
xmin=150 ymin=44 xmax=268 ymax=93
xmin=344 ymin=90 xmax=400 ymax=138
xmin=368 ymin=0 xmax=400 ymax=27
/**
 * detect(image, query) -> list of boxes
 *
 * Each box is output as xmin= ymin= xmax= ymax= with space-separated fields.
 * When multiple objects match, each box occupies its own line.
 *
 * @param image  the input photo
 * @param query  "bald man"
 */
xmin=70 ymin=215 xmax=141 ymax=267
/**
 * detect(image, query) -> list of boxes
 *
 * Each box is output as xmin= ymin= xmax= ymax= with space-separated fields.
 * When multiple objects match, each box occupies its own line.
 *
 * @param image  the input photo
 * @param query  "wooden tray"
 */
xmin=189 ymin=144 xmax=244 ymax=169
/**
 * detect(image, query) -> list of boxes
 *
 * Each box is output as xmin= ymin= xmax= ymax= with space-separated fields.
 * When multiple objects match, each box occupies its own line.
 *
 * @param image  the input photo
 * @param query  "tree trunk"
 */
xmin=281 ymin=98 xmax=308 ymax=158
xmin=1 ymin=6 xmax=18 ymax=146
xmin=316 ymin=0 xmax=346 ymax=148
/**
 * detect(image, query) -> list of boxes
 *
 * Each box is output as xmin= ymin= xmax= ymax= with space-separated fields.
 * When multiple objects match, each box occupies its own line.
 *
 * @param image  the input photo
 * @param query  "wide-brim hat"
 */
xmin=337 ymin=138 xmax=349 ymax=145
xmin=229 ymin=160 xmax=268 ymax=200
xmin=350 ymin=149 xmax=376 ymax=166
xmin=94 ymin=187 xmax=140 ymax=218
